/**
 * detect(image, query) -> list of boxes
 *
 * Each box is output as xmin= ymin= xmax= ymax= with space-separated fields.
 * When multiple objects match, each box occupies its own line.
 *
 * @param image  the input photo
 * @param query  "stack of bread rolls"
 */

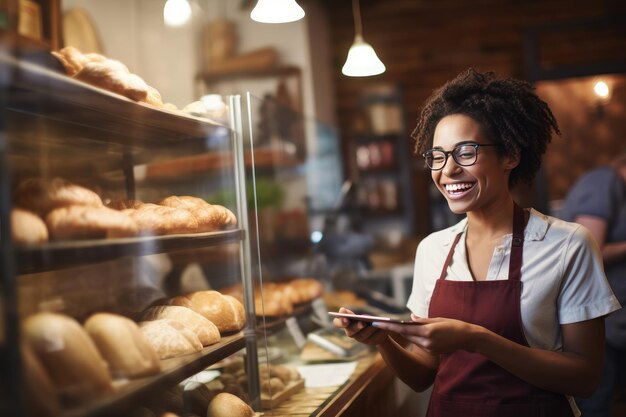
xmin=223 ymin=278 xmax=324 ymax=317
xmin=137 ymin=290 xmax=245 ymax=360
xmin=113 ymin=197 xmax=237 ymax=236
xmin=51 ymin=46 xmax=176 ymax=110
xmin=10 ymin=177 xmax=237 ymax=242
xmin=12 ymin=177 xmax=138 ymax=242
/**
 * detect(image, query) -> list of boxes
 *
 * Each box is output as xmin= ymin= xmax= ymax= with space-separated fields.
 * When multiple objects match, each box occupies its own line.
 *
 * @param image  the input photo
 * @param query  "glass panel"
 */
xmin=0 ymin=32 xmax=262 ymax=417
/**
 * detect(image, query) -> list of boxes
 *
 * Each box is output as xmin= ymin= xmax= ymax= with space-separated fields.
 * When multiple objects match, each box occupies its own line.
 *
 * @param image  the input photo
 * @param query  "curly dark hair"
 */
xmin=411 ymin=68 xmax=560 ymax=186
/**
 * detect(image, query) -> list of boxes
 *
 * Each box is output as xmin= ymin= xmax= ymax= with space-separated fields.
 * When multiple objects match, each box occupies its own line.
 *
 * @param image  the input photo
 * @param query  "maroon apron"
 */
xmin=426 ymin=204 xmax=574 ymax=417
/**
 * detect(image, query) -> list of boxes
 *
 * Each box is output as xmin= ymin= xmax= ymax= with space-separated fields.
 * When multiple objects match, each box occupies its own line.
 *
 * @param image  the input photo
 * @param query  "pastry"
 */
xmin=75 ymin=60 xmax=149 ymax=102
xmin=14 ymin=177 xmax=103 ymax=216
xmin=45 ymin=205 xmax=138 ymax=240
xmin=123 ymin=204 xmax=198 ymax=235
xmin=158 ymin=196 xmax=237 ymax=232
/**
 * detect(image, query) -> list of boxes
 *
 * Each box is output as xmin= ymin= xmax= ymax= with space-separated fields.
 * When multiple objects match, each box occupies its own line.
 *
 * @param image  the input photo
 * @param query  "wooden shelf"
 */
xmin=1 ymin=52 xmax=226 ymax=154
xmin=61 ymin=332 xmax=245 ymax=417
xmin=143 ymin=148 xmax=302 ymax=182
xmin=197 ymin=65 xmax=301 ymax=84
xmin=16 ymin=229 xmax=244 ymax=274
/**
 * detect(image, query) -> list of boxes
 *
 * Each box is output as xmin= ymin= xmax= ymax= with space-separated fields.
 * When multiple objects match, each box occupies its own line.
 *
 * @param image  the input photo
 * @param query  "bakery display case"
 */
xmin=0 ymin=35 xmax=272 ymax=417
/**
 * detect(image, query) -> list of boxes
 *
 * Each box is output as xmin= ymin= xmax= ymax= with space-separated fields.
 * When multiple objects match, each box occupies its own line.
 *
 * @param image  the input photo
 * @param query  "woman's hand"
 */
xmin=332 ymin=307 xmax=389 ymax=346
xmin=372 ymin=314 xmax=478 ymax=354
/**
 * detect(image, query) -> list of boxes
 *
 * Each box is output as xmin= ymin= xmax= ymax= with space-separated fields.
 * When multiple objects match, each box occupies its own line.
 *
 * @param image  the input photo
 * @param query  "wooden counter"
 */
xmin=264 ymin=352 xmax=397 ymax=417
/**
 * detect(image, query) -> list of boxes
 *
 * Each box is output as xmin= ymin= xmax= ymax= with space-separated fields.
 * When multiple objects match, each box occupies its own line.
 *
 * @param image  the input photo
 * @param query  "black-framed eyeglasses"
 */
xmin=422 ymin=143 xmax=500 ymax=171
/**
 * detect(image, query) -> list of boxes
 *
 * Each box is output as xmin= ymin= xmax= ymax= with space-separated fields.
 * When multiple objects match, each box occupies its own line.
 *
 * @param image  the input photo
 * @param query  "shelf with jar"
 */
xmin=347 ymin=85 xmax=415 ymax=235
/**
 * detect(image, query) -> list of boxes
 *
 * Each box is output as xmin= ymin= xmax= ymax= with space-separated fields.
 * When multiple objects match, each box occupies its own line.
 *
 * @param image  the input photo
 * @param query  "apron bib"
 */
xmin=426 ymin=204 xmax=573 ymax=417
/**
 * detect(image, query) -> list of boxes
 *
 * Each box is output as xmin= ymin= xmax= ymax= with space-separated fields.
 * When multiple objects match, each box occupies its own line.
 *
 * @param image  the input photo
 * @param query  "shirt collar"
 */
xmin=442 ymin=207 xmax=548 ymax=246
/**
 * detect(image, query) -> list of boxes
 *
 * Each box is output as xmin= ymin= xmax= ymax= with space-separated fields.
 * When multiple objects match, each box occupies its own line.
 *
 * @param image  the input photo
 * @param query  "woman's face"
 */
xmin=430 ymin=114 xmax=517 ymax=215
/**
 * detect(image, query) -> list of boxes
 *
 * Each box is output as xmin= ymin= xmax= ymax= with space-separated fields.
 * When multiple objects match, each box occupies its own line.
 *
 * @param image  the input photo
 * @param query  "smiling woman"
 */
xmin=333 ymin=68 xmax=621 ymax=417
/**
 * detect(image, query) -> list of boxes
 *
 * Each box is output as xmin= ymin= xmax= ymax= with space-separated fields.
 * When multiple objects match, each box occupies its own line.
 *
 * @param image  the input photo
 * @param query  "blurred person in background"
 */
xmin=561 ymin=153 xmax=626 ymax=417
xmin=333 ymin=68 xmax=620 ymax=417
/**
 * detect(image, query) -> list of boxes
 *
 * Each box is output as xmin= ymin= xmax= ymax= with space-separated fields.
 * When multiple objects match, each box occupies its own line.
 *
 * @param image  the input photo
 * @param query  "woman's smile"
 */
xmin=444 ymin=181 xmax=476 ymax=198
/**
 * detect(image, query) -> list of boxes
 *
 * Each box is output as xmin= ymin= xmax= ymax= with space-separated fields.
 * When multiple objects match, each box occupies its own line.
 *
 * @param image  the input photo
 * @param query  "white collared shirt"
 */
xmin=407 ymin=208 xmax=621 ymax=351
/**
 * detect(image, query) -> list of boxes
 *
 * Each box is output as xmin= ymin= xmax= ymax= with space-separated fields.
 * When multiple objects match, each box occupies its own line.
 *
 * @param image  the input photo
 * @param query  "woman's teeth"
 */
xmin=445 ymin=183 xmax=474 ymax=194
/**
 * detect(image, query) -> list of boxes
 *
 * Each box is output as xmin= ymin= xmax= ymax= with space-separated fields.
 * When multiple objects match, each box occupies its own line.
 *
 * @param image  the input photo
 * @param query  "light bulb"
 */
xmin=250 ymin=0 xmax=305 ymax=24
xmin=594 ymin=80 xmax=610 ymax=99
xmin=341 ymin=35 xmax=386 ymax=77
xmin=164 ymin=0 xmax=192 ymax=27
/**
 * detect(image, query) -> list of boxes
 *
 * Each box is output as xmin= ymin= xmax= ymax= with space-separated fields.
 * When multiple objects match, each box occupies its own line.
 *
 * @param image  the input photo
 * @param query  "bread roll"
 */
xmin=45 ymin=205 xmax=138 ymax=240
xmin=169 ymin=291 xmax=245 ymax=334
xmin=123 ymin=204 xmax=198 ymax=235
xmin=84 ymin=313 xmax=161 ymax=379
xmin=141 ymin=305 xmax=220 ymax=347
xmin=22 ymin=312 xmax=113 ymax=405
xmin=14 ymin=177 xmax=103 ymax=216
xmin=261 ymin=377 xmax=285 ymax=396
xmin=11 ymin=208 xmax=48 ymax=244
xmin=207 ymin=393 xmax=253 ymax=417
xmin=139 ymin=319 xmax=202 ymax=359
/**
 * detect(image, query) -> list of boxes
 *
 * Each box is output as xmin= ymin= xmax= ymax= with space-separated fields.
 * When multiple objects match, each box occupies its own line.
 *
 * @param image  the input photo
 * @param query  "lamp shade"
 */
xmin=341 ymin=35 xmax=386 ymax=77
xmin=250 ymin=0 xmax=305 ymax=24
xmin=163 ymin=0 xmax=192 ymax=27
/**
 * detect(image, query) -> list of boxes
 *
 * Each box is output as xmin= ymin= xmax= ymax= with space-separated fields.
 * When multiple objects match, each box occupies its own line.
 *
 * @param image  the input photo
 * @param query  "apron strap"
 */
xmin=438 ymin=204 xmax=526 ymax=282
xmin=508 ymin=203 xmax=525 ymax=282
xmin=439 ymin=232 xmax=463 ymax=281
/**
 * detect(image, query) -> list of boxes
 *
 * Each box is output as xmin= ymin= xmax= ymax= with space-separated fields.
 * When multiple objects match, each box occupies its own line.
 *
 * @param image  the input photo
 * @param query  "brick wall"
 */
xmin=321 ymin=0 xmax=626 ymax=234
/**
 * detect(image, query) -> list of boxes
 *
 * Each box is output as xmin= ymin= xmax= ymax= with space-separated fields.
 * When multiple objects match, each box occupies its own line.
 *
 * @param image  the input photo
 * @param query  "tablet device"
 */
xmin=328 ymin=311 xmax=420 ymax=325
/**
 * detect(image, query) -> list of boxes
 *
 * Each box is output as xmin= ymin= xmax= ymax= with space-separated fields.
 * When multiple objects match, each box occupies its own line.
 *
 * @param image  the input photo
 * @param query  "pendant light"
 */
xmin=342 ymin=0 xmax=385 ymax=77
xmin=250 ymin=0 xmax=305 ymax=24
xmin=163 ymin=0 xmax=192 ymax=27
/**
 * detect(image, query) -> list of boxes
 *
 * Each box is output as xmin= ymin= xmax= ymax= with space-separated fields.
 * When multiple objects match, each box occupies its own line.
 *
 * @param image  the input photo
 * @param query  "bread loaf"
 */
xmin=169 ymin=291 xmax=245 ymax=334
xmin=123 ymin=204 xmax=199 ymax=235
xmin=139 ymin=319 xmax=202 ymax=359
xmin=14 ymin=177 xmax=103 ymax=216
xmin=84 ymin=313 xmax=161 ymax=379
xmin=21 ymin=345 xmax=59 ymax=416
xmin=207 ymin=393 xmax=253 ymax=417
xmin=45 ymin=205 xmax=138 ymax=240
xmin=11 ymin=208 xmax=48 ymax=244
xmin=22 ymin=312 xmax=113 ymax=405
xmin=140 ymin=305 xmax=220 ymax=346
